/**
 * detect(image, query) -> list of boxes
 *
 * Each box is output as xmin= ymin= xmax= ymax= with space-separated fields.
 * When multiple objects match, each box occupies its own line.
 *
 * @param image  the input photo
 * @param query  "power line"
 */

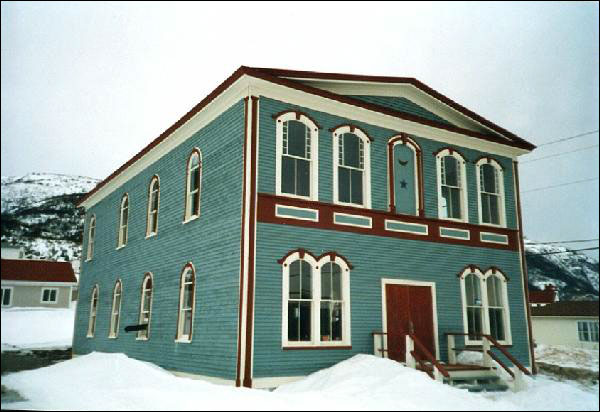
xmin=521 ymin=177 xmax=599 ymax=194
xmin=536 ymin=129 xmax=599 ymax=148
xmin=521 ymin=144 xmax=599 ymax=164
xmin=526 ymin=246 xmax=599 ymax=256
xmin=527 ymin=238 xmax=599 ymax=245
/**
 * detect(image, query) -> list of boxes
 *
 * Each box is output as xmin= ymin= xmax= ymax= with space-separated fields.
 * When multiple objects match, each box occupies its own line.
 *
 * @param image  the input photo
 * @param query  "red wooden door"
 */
xmin=385 ymin=284 xmax=435 ymax=362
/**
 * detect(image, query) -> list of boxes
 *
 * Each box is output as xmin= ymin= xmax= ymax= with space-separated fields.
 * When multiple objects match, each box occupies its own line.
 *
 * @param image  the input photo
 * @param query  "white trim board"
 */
xmin=1 ymin=281 xmax=77 ymax=287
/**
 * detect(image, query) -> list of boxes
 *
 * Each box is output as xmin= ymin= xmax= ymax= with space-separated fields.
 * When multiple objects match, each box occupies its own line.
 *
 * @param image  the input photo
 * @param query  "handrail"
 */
xmin=409 ymin=333 xmax=449 ymax=378
xmin=487 ymin=350 xmax=515 ymax=379
xmin=410 ymin=351 xmax=434 ymax=379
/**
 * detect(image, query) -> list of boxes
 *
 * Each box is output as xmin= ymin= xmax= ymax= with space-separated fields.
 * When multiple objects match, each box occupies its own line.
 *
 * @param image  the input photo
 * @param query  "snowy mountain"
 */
xmin=1 ymin=173 xmax=598 ymax=300
xmin=1 ymin=172 xmax=99 ymax=261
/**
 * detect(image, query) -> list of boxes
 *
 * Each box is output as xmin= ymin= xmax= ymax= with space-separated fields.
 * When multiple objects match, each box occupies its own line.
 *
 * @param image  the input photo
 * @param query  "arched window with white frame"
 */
xmin=86 ymin=214 xmax=96 ymax=261
xmin=87 ymin=285 xmax=99 ymax=338
xmin=184 ymin=149 xmax=202 ymax=221
xmin=146 ymin=175 xmax=160 ymax=236
xmin=137 ymin=273 xmax=153 ymax=340
xmin=332 ymin=125 xmax=372 ymax=208
xmin=176 ymin=263 xmax=196 ymax=342
xmin=275 ymin=111 xmax=320 ymax=200
xmin=435 ymin=148 xmax=468 ymax=222
xmin=459 ymin=266 xmax=511 ymax=345
xmin=117 ymin=194 xmax=129 ymax=248
xmin=476 ymin=157 xmax=506 ymax=227
xmin=280 ymin=250 xmax=351 ymax=347
xmin=109 ymin=280 xmax=122 ymax=338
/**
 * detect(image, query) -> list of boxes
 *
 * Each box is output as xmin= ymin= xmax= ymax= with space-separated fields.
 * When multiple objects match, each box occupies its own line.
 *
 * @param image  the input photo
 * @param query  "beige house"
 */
xmin=531 ymin=301 xmax=599 ymax=350
xmin=1 ymin=259 xmax=77 ymax=309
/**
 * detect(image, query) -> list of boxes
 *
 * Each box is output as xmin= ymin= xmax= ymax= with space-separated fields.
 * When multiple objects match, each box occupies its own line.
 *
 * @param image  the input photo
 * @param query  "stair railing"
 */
xmin=406 ymin=333 xmax=449 ymax=381
xmin=371 ymin=331 xmax=387 ymax=358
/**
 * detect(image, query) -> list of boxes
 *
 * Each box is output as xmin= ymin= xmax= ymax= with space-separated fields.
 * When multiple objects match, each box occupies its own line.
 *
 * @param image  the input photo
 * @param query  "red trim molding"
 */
xmin=277 ymin=249 xmax=354 ymax=270
xmin=473 ymin=155 xmax=506 ymax=170
xmin=257 ymin=193 xmax=519 ymax=252
xmin=283 ymin=346 xmax=352 ymax=351
xmin=432 ymin=146 xmax=469 ymax=161
xmin=328 ymin=124 xmax=375 ymax=142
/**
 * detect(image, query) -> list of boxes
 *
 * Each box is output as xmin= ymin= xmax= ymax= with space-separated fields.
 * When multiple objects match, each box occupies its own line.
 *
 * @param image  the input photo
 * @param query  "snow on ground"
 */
xmin=1 ymin=306 xmax=76 ymax=352
xmin=535 ymin=344 xmax=599 ymax=372
xmin=2 ymin=353 xmax=598 ymax=411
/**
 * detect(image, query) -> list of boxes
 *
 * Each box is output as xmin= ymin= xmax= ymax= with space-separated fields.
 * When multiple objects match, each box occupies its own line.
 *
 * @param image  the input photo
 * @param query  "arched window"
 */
xmin=109 ymin=280 xmax=122 ymax=338
xmin=146 ymin=175 xmax=160 ymax=236
xmin=176 ymin=264 xmax=196 ymax=342
xmin=184 ymin=149 xmax=202 ymax=221
xmin=476 ymin=158 xmax=506 ymax=227
xmin=280 ymin=250 xmax=351 ymax=347
xmin=332 ymin=125 xmax=372 ymax=208
xmin=86 ymin=215 xmax=96 ymax=261
xmin=388 ymin=134 xmax=423 ymax=216
xmin=87 ymin=285 xmax=99 ymax=338
xmin=435 ymin=148 xmax=468 ymax=222
xmin=275 ymin=111 xmax=319 ymax=200
xmin=117 ymin=194 xmax=129 ymax=248
xmin=459 ymin=267 xmax=511 ymax=345
xmin=137 ymin=273 xmax=153 ymax=340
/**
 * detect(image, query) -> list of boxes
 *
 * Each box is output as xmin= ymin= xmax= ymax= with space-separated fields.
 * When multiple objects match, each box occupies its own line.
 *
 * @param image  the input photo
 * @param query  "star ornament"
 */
xmin=400 ymin=180 xmax=407 ymax=189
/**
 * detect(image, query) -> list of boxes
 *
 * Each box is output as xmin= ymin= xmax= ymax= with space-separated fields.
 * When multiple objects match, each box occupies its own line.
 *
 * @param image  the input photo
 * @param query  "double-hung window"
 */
xmin=146 ymin=176 xmax=160 ymax=236
xmin=176 ymin=264 xmax=196 ymax=342
xmin=578 ymin=321 xmax=599 ymax=342
xmin=87 ymin=285 xmax=99 ymax=337
xmin=117 ymin=194 xmax=129 ymax=248
xmin=476 ymin=158 xmax=506 ymax=226
xmin=184 ymin=149 xmax=202 ymax=221
xmin=138 ymin=274 xmax=153 ymax=340
xmin=436 ymin=149 xmax=468 ymax=222
xmin=275 ymin=111 xmax=319 ymax=200
xmin=86 ymin=215 xmax=96 ymax=260
xmin=332 ymin=125 xmax=371 ymax=208
xmin=109 ymin=280 xmax=122 ymax=338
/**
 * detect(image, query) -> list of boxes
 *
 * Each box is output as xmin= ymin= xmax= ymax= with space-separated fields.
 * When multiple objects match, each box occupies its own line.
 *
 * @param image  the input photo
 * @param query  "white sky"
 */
xmin=1 ymin=1 xmax=598 ymax=257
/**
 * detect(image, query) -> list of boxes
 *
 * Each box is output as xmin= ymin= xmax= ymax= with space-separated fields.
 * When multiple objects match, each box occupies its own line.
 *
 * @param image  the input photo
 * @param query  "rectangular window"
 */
xmin=41 ymin=288 xmax=58 ymax=304
xmin=287 ymin=260 xmax=312 ymax=342
xmin=1 ymin=287 xmax=13 ymax=307
xmin=480 ymin=164 xmax=501 ymax=224
xmin=338 ymin=133 xmax=364 ymax=205
xmin=281 ymin=120 xmax=311 ymax=198
xmin=440 ymin=156 xmax=462 ymax=219
xmin=578 ymin=321 xmax=599 ymax=342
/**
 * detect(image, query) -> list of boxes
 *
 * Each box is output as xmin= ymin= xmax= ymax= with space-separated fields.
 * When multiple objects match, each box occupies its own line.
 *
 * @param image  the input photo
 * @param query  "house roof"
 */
xmin=529 ymin=286 xmax=557 ymax=305
xmin=1 ymin=259 xmax=78 ymax=284
xmin=531 ymin=301 xmax=599 ymax=317
xmin=77 ymin=66 xmax=536 ymax=208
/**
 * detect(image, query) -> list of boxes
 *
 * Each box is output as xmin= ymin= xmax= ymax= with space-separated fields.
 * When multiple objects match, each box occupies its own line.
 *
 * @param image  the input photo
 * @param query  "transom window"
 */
xmin=275 ymin=111 xmax=319 ymax=200
xmin=147 ymin=176 xmax=160 ymax=236
xmin=138 ymin=273 xmax=153 ymax=340
xmin=109 ymin=280 xmax=122 ymax=338
xmin=41 ymin=288 xmax=58 ymax=304
xmin=86 ymin=215 xmax=96 ymax=261
xmin=332 ymin=125 xmax=371 ymax=208
xmin=117 ymin=194 xmax=129 ymax=248
xmin=281 ymin=250 xmax=351 ymax=347
xmin=460 ymin=267 xmax=511 ymax=345
xmin=476 ymin=158 xmax=506 ymax=226
xmin=87 ymin=285 xmax=99 ymax=338
xmin=176 ymin=264 xmax=196 ymax=342
xmin=436 ymin=149 xmax=468 ymax=221
xmin=578 ymin=321 xmax=599 ymax=342
xmin=184 ymin=149 xmax=202 ymax=221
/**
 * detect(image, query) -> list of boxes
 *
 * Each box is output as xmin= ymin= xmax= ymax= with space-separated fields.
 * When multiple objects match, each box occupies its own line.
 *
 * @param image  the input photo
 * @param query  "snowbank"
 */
xmin=535 ymin=344 xmax=599 ymax=372
xmin=1 ymin=306 xmax=76 ymax=352
xmin=2 ymin=353 xmax=598 ymax=411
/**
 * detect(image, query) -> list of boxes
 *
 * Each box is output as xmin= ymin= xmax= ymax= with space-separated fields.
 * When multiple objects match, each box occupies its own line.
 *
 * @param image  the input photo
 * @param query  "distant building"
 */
xmin=1 ymin=242 xmax=24 ymax=259
xmin=531 ymin=301 xmax=599 ymax=350
xmin=528 ymin=284 xmax=557 ymax=307
xmin=1 ymin=259 xmax=78 ymax=309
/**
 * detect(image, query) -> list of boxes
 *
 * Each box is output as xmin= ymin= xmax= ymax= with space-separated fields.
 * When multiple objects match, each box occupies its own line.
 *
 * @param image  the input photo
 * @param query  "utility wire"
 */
xmin=527 ymin=238 xmax=599 ymax=245
xmin=521 ymin=177 xmax=599 ymax=194
xmin=521 ymin=144 xmax=599 ymax=164
xmin=536 ymin=129 xmax=599 ymax=147
xmin=526 ymin=246 xmax=599 ymax=256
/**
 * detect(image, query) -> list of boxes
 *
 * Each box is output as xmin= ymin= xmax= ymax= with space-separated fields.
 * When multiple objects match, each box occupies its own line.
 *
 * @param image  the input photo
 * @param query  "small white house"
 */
xmin=1 ymin=242 xmax=24 ymax=259
xmin=531 ymin=301 xmax=599 ymax=350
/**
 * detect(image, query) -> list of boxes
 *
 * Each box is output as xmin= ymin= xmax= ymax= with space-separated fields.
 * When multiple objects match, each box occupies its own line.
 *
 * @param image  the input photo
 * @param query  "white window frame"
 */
xmin=146 ymin=175 xmax=160 ymax=237
xmin=137 ymin=273 xmax=153 ymax=340
xmin=436 ymin=148 xmax=468 ymax=222
xmin=117 ymin=194 xmax=129 ymax=248
xmin=86 ymin=214 xmax=96 ymax=261
xmin=1 ymin=286 xmax=14 ymax=307
xmin=281 ymin=251 xmax=352 ymax=348
xmin=176 ymin=263 xmax=196 ymax=342
xmin=108 ymin=280 xmax=122 ymax=339
xmin=87 ymin=285 xmax=99 ymax=338
xmin=332 ymin=125 xmax=372 ymax=209
xmin=184 ymin=149 xmax=202 ymax=223
xmin=577 ymin=320 xmax=599 ymax=343
xmin=476 ymin=158 xmax=506 ymax=227
xmin=40 ymin=287 xmax=59 ymax=304
xmin=459 ymin=267 xmax=512 ymax=346
xmin=275 ymin=112 xmax=319 ymax=201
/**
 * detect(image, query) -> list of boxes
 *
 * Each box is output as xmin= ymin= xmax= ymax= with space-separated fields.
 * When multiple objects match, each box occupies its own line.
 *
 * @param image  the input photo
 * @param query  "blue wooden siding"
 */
xmin=257 ymin=97 xmax=517 ymax=229
xmin=74 ymin=100 xmax=245 ymax=380
xmin=252 ymin=222 xmax=530 ymax=378
xmin=347 ymin=95 xmax=454 ymax=126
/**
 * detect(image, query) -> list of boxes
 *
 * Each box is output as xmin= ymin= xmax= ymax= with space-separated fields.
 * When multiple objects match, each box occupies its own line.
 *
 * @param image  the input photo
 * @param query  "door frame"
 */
xmin=380 ymin=278 xmax=440 ymax=361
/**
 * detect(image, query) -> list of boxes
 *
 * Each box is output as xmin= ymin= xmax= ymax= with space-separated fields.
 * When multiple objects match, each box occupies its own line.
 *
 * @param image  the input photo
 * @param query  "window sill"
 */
xmin=85 ymin=258 xmax=93 ymax=263
xmin=283 ymin=345 xmax=352 ymax=350
xmin=333 ymin=200 xmax=369 ymax=209
xmin=478 ymin=222 xmax=507 ymax=229
xmin=277 ymin=192 xmax=316 ymax=202
xmin=86 ymin=334 xmax=94 ymax=339
xmin=145 ymin=232 xmax=157 ymax=239
xmin=136 ymin=337 xmax=149 ymax=341
xmin=182 ymin=215 xmax=200 ymax=225
xmin=438 ymin=216 xmax=469 ymax=224
xmin=115 ymin=245 xmax=127 ymax=251
xmin=108 ymin=335 xmax=118 ymax=340
xmin=175 ymin=338 xmax=192 ymax=344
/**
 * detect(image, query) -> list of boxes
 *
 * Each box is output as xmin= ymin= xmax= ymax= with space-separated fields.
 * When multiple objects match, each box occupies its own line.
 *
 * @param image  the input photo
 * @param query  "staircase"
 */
xmin=372 ymin=331 xmax=530 ymax=392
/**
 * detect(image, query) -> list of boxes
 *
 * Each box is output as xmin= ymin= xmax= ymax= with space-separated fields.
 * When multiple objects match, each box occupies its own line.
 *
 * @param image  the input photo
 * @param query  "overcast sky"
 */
xmin=1 ymin=1 xmax=598 ymax=256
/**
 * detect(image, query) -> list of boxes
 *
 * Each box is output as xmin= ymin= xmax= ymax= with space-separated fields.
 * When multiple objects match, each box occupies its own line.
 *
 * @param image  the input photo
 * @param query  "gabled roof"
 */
xmin=531 ymin=301 xmax=599 ymax=317
xmin=1 ymin=259 xmax=77 ymax=284
xmin=78 ymin=66 xmax=535 ymax=207
xmin=529 ymin=285 xmax=557 ymax=305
